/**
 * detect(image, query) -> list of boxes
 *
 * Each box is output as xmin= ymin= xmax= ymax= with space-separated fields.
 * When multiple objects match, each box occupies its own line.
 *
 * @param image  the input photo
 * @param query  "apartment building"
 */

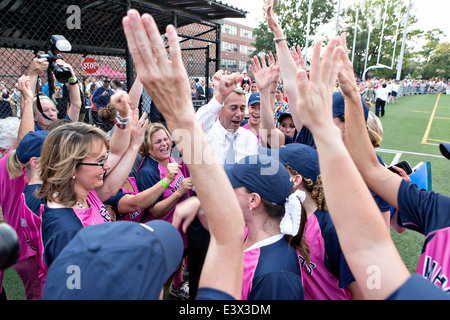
xmin=220 ymin=19 xmax=256 ymax=75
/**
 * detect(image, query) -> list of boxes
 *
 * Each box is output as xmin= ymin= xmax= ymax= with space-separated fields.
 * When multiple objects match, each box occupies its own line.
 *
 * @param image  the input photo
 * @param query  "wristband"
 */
xmin=274 ymin=36 xmax=286 ymax=43
xmin=68 ymin=77 xmax=78 ymax=85
xmin=160 ymin=179 xmax=170 ymax=188
xmin=115 ymin=118 xmax=128 ymax=130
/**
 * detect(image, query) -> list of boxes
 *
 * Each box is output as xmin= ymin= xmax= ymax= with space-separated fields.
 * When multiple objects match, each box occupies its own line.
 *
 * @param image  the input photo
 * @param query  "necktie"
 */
xmin=225 ymin=134 xmax=236 ymax=165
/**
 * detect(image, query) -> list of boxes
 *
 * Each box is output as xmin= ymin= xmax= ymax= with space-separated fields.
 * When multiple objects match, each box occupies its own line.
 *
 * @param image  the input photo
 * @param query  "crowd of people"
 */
xmin=0 ymin=0 xmax=449 ymax=302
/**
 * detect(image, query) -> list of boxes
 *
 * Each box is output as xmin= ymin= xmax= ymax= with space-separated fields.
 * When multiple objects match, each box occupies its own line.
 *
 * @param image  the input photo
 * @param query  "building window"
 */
xmin=240 ymin=28 xmax=253 ymax=40
xmin=223 ymin=24 xmax=237 ymax=36
xmin=239 ymin=61 xmax=248 ymax=71
xmin=220 ymin=59 xmax=238 ymax=70
xmin=222 ymin=41 xmax=238 ymax=53
xmin=240 ymin=45 xmax=255 ymax=55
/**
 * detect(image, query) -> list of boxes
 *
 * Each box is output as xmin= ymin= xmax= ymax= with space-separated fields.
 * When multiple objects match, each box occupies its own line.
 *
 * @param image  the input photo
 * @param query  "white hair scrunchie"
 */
xmin=280 ymin=190 xmax=306 ymax=236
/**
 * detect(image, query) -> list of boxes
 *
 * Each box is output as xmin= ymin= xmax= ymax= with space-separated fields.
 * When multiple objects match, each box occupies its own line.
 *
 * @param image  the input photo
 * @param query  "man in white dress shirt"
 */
xmin=195 ymin=71 xmax=259 ymax=166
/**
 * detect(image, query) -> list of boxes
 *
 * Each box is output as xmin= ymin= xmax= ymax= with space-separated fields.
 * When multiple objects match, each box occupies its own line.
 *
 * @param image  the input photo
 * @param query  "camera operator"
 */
xmin=28 ymin=57 xmax=81 ymax=131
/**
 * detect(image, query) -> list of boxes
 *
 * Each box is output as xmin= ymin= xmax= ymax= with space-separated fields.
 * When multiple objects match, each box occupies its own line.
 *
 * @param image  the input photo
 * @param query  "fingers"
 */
xmin=122 ymin=13 xmax=148 ymax=76
xmin=308 ymin=40 xmax=322 ymax=85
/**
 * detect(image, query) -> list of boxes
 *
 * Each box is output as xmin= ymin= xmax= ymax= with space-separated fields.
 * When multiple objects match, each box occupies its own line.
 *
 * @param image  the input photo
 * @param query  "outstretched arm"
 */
xmin=14 ymin=76 xmax=35 ymax=149
xmin=294 ymin=37 xmax=410 ymax=300
xmin=266 ymin=0 xmax=305 ymax=132
xmin=337 ymin=34 xmax=403 ymax=210
xmin=250 ymin=53 xmax=284 ymax=148
xmin=123 ymin=9 xmax=244 ymax=299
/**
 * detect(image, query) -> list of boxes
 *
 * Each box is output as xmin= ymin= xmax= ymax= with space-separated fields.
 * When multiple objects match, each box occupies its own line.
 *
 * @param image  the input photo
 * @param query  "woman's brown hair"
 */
xmin=36 ymin=122 xmax=109 ymax=207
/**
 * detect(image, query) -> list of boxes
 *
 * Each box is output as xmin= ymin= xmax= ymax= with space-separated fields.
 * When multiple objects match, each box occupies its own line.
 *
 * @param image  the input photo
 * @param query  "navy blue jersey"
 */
xmin=397 ymin=179 xmax=450 ymax=294
xmin=242 ymin=235 xmax=304 ymax=300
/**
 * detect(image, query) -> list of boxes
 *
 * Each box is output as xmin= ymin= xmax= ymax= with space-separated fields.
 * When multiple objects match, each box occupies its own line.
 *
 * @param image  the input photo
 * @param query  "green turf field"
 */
xmin=375 ymin=93 xmax=450 ymax=274
xmin=2 ymin=93 xmax=449 ymax=300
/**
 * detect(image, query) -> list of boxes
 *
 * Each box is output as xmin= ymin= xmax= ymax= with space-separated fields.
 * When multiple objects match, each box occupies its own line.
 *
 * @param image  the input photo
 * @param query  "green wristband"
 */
xmin=160 ymin=179 xmax=170 ymax=188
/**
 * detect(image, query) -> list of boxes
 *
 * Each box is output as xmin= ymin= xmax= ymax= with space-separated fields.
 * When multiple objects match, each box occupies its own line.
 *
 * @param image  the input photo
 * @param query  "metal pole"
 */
xmin=396 ymin=0 xmax=411 ymax=81
xmin=351 ymin=9 xmax=359 ymax=64
xmin=304 ymin=0 xmax=313 ymax=61
xmin=335 ymin=0 xmax=341 ymax=37
xmin=391 ymin=16 xmax=400 ymax=69
xmin=377 ymin=0 xmax=389 ymax=65
xmin=363 ymin=25 xmax=371 ymax=79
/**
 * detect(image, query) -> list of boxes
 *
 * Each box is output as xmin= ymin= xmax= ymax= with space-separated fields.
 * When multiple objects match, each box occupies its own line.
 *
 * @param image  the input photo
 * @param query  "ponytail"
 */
xmin=6 ymin=150 xmax=25 ymax=179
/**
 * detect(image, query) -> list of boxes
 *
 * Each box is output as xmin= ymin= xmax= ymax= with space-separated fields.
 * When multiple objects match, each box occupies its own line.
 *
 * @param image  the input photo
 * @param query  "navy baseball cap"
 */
xmin=42 ymin=220 xmax=183 ymax=300
xmin=332 ymin=91 xmax=369 ymax=120
xmin=226 ymin=154 xmax=293 ymax=205
xmin=278 ymin=112 xmax=292 ymax=124
xmin=16 ymin=130 xmax=49 ymax=163
xmin=440 ymin=143 xmax=450 ymax=160
xmin=248 ymin=92 xmax=260 ymax=106
xmin=278 ymin=143 xmax=320 ymax=182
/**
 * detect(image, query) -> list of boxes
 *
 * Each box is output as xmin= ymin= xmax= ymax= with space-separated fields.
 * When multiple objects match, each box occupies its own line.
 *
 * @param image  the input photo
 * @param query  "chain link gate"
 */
xmin=0 ymin=0 xmax=220 ymax=129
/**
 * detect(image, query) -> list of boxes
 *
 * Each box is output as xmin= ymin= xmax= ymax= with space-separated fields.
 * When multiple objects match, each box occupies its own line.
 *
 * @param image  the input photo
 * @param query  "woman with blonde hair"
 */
xmin=135 ymin=122 xmax=193 ymax=299
xmin=1 ymin=75 xmax=44 ymax=300
xmin=278 ymin=143 xmax=363 ymax=300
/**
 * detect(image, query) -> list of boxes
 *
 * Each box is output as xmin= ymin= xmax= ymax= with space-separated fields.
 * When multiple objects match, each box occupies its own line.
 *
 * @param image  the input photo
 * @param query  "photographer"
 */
xmin=28 ymin=57 xmax=81 ymax=131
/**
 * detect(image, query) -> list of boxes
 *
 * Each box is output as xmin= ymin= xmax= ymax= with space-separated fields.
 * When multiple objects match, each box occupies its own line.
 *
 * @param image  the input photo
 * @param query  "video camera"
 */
xmin=38 ymin=35 xmax=73 ymax=83
xmin=0 ymin=223 xmax=20 ymax=270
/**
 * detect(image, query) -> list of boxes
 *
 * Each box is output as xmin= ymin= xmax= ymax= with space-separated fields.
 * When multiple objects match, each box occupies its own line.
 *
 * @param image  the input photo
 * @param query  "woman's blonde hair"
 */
xmin=36 ymin=122 xmax=109 ymax=207
xmin=285 ymin=165 xmax=327 ymax=212
xmin=6 ymin=149 xmax=24 ymax=179
xmin=367 ymin=111 xmax=383 ymax=148
xmin=138 ymin=123 xmax=172 ymax=157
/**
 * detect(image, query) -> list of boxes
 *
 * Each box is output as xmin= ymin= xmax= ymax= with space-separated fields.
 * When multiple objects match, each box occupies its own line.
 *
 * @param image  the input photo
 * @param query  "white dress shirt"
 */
xmin=195 ymin=97 xmax=259 ymax=165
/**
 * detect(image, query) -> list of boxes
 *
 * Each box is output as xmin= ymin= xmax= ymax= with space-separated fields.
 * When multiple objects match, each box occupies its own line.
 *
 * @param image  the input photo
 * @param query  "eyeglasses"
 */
xmin=76 ymin=150 xmax=109 ymax=168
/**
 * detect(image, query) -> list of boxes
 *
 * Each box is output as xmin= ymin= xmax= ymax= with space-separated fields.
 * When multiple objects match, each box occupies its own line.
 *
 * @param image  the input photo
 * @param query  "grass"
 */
xmin=2 ymin=93 xmax=449 ymax=299
xmin=375 ymin=93 xmax=450 ymax=274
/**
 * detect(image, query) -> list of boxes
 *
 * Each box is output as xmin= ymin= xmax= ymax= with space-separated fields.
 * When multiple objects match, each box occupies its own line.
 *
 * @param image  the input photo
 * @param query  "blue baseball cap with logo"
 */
xmin=226 ymin=154 xmax=293 ymax=205
xmin=277 ymin=143 xmax=320 ymax=182
xmin=16 ymin=130 xmax=49 ymax=163
xmin=248 ymin=92 xmax=260 ymax=106
xmin=42 ymin=220 xmax=183 ymax=300
xmin=333 ymin=91 xmax=369 ymax=120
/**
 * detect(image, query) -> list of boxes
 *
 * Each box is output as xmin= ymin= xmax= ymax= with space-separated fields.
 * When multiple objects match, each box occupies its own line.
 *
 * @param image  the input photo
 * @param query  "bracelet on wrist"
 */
xmin=115 ymin=112 xmax=130 ymax=124
xmin=274 ymin=36 xmax=286 ymax=44
xmin=68 ymin=77 xmax=78 ymax=85
xmin=115 ymin=118 xmax=129 ymax=130
xmin=160 ymin=178 xmax=170 ymax=188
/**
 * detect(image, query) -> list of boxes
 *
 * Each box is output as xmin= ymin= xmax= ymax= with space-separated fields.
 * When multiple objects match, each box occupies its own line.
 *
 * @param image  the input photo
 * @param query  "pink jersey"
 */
xmin=301 ymin=211 xmax=353 ymax=300
xmin=0 ymin=149 xmax=36 ymax=263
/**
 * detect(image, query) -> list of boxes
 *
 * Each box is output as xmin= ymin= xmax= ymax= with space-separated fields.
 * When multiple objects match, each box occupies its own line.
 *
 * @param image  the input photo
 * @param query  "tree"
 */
xmin=340 ymin=0 xmax=421 ymax=80
xmin=251 ymin=0 xmax=336 ymax=57
xmin=422 ymin=43 xmax=450 ymax=80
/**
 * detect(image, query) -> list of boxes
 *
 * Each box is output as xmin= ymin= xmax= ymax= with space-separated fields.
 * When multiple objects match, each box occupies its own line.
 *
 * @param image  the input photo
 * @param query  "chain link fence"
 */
xmin=0 ymin=0 xmax=220 ymax=128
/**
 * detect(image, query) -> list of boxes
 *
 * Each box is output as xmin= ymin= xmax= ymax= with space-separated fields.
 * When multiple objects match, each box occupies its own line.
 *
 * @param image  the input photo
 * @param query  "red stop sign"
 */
xmin=82 ymin=57 xmax=98 ymax=74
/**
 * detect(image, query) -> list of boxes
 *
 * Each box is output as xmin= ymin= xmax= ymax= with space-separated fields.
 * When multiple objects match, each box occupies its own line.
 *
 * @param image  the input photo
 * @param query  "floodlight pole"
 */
xmin=377 ymin=0 xmax=389 ymax=65
xmin=335 ymin=0 xmax=341 ymax=37
xmin=396 ymin=0 xmax=412 ymax=81
xmin=363 ymin=25 xmax=371 ymax=79
xmin=351 ymin=9 xmax=359 ymax=64
xmin=304 ymin=0 xmax=313 ymax=62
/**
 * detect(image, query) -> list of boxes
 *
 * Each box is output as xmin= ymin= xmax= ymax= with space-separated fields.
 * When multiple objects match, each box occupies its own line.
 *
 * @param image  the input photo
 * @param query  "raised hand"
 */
xmin=17 ymin=75 xmax=33 ymax=101
xmin=266 ymin=0 xmax=283 ymax=38
xmin=110 ymin=89 xmax=131 ymax=118
xmin=249 ymin=53 xmax=279 ymax=92
xmin=212 ymin=70 xmax=242 ymax=104
xmin=122 ymin=9 xmax=194 ymax=131
xmin=295 ymin=39 xmax=343 ymax=135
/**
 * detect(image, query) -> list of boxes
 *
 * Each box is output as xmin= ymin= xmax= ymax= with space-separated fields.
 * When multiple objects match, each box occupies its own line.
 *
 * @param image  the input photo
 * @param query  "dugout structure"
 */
xmin=0 ymin=0 xmax=246 ymax=119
